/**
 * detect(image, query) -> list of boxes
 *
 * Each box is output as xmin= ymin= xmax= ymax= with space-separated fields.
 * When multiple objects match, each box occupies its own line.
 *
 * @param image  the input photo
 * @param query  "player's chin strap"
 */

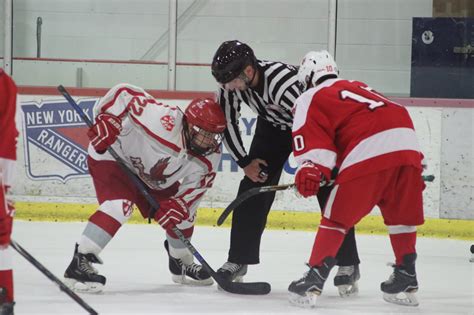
xmin=239 ymin=64 xmax=257 ymax=88
xmin=58 ymin=85 xmax=271 ymax=296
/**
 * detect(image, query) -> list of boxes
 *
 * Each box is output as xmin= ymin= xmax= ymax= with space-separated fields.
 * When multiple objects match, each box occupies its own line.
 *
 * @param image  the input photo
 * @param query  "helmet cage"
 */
xmin=183 ymin=98 xmax=226 ymax=156
xmin=185 ymin=123 xmax=223 ymax=156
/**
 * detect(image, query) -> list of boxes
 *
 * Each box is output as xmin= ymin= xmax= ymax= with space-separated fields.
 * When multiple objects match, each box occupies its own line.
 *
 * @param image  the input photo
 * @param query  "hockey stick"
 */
xmin=10 ymin=240 xmax=98 ymax=315
xmin=217 ymin=183 xmax=294 ymax=226
xmin=58 ymin=85 xmax=271 ymax=295
xmin=217 ymin=174 xmax=436 ymax=226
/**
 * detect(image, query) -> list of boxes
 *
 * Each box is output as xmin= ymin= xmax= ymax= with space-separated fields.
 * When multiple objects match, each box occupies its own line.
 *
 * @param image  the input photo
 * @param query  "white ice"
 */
xmin=11 ymin=221 xmax=474 ymax=314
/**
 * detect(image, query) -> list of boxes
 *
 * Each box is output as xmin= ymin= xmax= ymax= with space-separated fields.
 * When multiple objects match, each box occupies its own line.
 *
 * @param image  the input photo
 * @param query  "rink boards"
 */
xmin=11 ymin=89 xmax=474 ymax=235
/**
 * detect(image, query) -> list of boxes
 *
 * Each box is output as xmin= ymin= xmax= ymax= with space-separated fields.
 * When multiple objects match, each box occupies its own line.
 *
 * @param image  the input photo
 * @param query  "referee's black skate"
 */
xmin=217 ymin=262 xmax=247 ymax=282
xmin=381 ymin=253 xmax=419 ymax=306
xmin=0 ymin=287 xmax=14 ymax=315
xmin=288 ymin=257 xmax=337 ymax=308
xmin=334 ymin=264 xmax=360 ymax=297
xmin=63 ymin=243 xmax=106 ymax=293
xmin=216 ymin=261 xmax=247 ymax=291
xmin=164 ymin=240 xmax=213 ymax=286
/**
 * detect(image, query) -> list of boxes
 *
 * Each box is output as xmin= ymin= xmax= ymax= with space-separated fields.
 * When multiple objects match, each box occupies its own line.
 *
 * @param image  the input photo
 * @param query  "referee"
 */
xmin=211 ymin=40 xmax=361 ymax=296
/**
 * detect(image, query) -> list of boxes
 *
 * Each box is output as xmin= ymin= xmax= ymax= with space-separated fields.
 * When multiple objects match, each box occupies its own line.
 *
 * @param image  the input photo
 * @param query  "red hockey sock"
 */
xmin=389 ymin=232 xmax=416 ymax=265
xmin=309 ymin=219 xmax=347 ymax=266
xmin=0 ymin=269 xmax=14 ymax=302
xmin=89 ymin=210 xmax=122 ymax=237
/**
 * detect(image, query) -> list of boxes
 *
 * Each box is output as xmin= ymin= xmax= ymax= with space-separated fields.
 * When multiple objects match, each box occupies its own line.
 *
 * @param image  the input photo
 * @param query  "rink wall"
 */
xmin=12 ymin=87 xmax=474 ymax=222
xmin=3 ymin=0 xmax=433 ymax=95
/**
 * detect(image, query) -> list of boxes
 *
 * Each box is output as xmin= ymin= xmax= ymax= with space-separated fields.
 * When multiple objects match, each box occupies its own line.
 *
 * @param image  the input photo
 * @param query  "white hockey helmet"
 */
xmin=297 ymin=50 xmax=338 ymax=90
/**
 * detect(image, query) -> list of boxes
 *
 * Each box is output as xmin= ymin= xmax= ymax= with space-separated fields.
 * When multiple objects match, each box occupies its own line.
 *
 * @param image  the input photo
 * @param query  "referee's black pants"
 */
xmin=228 ymin=117 xmax=360 ymax=267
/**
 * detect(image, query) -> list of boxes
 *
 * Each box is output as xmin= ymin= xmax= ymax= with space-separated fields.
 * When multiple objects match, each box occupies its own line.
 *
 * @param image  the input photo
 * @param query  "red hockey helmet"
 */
xmin=184 ymin=98 xmax=226 ymax=156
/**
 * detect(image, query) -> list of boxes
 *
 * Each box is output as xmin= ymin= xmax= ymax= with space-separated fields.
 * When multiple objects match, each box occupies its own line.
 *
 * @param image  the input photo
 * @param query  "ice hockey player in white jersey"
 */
xmin=63 ymin=83 xmax=226 ymax=293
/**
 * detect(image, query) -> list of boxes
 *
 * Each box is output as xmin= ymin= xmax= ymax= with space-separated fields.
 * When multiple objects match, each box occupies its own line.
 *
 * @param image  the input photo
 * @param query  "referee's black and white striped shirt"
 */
xmin=217 ymin=60 xmax=303 ymax=168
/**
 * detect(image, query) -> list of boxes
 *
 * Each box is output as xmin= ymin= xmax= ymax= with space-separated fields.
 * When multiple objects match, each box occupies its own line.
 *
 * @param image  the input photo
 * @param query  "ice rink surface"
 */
xmin=10 ymin=221 xmax=473 ymax=315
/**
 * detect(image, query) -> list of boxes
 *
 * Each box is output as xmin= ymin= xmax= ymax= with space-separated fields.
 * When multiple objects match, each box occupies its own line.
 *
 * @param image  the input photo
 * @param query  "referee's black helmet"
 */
xmin=211 ymin=40 xmax=257 ymax=84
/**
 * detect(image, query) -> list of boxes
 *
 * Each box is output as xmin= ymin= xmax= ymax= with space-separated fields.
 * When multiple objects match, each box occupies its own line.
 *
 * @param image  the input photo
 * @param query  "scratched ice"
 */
xmin=12 ymin=221 xmax=473 ymax=314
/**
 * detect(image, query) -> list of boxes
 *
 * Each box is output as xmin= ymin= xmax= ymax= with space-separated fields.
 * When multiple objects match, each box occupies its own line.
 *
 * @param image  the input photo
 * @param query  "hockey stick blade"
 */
xmin=217 ymin=184 xmax=294 ymax=226
xmin=216 ymin=276 xmax=271 ymax=295
xmin=174 ymin=230 xmax=271 ymax=295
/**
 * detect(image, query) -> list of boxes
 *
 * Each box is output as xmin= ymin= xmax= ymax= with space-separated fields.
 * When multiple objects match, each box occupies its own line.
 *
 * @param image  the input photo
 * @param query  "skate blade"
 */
xmin=337 ymin=282 xmax=359 ymax=298
xmin=171 ymin=274 xmax=214 ymax=286
xmin=288 ymin=292 xmax=319 ymax=308
xmin=383 ymin=291 xmax=419 ymax=306
xmin=63 ymin=278 xmax=104 ymax=294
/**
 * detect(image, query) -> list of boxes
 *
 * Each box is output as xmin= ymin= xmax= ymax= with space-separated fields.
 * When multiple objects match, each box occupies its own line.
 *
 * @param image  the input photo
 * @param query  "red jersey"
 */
xmin=0 ymin=69 xmax=18 ymax=189
xmin=292 ymin=78 xmax=423 ymax=184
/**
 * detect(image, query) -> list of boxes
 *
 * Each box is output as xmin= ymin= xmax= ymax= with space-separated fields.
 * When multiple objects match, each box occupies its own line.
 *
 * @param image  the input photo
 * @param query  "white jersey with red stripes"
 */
xmin=292 ymin=78 xmax=423 ymax=183
xmin=88 ymin=83 xmax=220 ymax=214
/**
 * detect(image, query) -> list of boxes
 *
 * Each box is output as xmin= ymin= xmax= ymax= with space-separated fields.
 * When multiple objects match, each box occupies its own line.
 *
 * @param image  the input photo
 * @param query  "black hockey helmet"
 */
xmin=211 ymin=40 xmax=257 ymax=84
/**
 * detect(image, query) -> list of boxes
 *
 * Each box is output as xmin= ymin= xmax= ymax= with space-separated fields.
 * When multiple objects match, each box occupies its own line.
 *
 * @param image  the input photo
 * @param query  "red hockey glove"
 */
xmin=0 ymin=187 xmax=14 ymax=247
xmin=87 ymin=113 xmax=122 ymax=153
xmin=155 ymin=198 xmax=189 ymax=231
xmin=295 ymin=161 xmax=323 ymax=198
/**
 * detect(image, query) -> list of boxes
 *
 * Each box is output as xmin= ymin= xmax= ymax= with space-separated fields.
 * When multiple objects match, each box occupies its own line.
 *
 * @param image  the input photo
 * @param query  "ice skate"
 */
xmin=0 ymin=302 xmax=14 ymax=315
xmin=288 ymin=257 xmax=337 ymax=308
xmin=381 ymin=253 xmax=419 ymax=306
xmin=217 ymin=262 xmax=247 ymax=282
xmin=334 ymin=264 xmax=360 ymax=297
xmin=216 ymin=262 xmax=247 ymax=291
xmin=164 ymin=241 xmax=213 ymax=286
xmin=63 ymin=244 xmax=106 ymax=293
xmin=0 ymin=287 xmax=14 ymax=315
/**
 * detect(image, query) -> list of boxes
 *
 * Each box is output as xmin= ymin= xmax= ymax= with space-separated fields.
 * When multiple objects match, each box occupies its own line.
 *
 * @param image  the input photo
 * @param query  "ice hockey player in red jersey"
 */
xmin=287 ymin=51 xmax=425 ymax=308
xmin=0 ymin=69 xmax=19 ymax=315
xmin=64 ymin=83 xmax=226 ymax=292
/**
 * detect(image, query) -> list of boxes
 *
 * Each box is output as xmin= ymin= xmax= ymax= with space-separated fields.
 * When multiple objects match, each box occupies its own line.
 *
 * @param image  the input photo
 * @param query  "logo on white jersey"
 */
xmin=160 ymin=115 xmax=176 ymax=131
xmin=130 ymin=156 xmax=182 ymax=190
xmin=122 ymin=200 xmax=133 ymax=217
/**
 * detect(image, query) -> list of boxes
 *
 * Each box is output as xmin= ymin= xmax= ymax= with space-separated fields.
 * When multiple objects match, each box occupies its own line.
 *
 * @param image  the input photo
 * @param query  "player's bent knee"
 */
xmin=98 ymin=199 xmax=134 ymax=224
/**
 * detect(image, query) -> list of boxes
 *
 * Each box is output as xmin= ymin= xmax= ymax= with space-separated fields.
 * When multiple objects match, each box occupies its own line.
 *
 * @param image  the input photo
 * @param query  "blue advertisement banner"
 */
xmin=21 ymin=99 xmax=96 ymax=182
